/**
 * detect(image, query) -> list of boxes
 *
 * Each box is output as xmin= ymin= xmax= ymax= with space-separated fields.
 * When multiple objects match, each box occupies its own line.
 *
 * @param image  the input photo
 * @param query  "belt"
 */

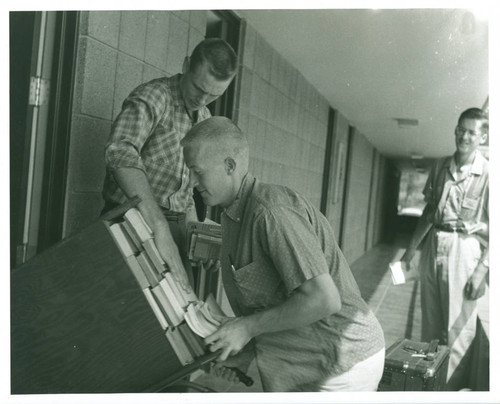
xmin=435 ymin=224 xmax=465 ymax=233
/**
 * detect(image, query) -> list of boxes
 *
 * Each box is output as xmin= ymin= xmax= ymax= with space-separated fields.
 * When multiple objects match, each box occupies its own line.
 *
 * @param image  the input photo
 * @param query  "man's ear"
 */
xmin=182 ymin=56 xmax=190 ymax=74
xmin=480 ymin=133 xmax=488 ymax=145
xmin=224 ymin=157 xmax=236 ymax=174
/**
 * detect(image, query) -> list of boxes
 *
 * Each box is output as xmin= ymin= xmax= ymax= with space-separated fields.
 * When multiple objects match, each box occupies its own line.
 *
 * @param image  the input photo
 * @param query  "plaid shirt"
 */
xmin=103 ymin=74 xmax=211 ymax=212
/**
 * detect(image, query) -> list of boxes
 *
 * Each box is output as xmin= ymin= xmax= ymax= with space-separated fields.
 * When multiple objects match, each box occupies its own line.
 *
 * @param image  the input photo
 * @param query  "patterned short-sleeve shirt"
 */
xmin=220 ymin=174 xmax=385 ymax=392
xmin=103 ymin=74 xmax=211 ymax=212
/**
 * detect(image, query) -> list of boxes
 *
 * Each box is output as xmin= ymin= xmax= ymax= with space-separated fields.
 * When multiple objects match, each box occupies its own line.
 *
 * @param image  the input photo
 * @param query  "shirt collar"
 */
xmin=448 ymin=151 xmax=486 ymax=176
xmin=470 ymin=151 xmax=487 ymax=175
xmin=223 ymin=173 xmax=255 ymax=223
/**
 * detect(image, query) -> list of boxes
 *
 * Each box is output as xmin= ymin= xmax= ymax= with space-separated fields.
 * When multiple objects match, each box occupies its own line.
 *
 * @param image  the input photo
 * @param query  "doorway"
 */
xmin=10 ymin=11 xmax=78 ymax=268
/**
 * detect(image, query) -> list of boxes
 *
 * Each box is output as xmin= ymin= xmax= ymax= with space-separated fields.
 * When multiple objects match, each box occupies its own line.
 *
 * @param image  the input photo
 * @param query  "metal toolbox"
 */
xmin=378 ymin=338 xmax=450 ymax=391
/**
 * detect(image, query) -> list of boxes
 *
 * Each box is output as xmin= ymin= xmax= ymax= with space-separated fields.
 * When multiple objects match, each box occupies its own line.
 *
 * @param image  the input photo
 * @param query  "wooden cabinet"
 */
xmin=11 ymin=205 xmax=185 ymax=393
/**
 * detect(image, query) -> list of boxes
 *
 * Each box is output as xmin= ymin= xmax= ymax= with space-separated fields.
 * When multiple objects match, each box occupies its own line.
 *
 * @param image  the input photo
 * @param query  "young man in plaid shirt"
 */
xmin=102 ymin=38 xmax=237 ymax=288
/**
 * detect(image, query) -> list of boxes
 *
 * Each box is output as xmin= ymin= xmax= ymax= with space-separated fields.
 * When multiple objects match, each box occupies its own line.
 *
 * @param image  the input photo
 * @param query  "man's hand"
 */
xmin=464 ymin=263 xmax=488 ymax=300
xmin=401 ymin=248 xmax=416 ymax=266
xmin=154 ymin=225 xmax=190 ymax=289
xmin=205 ymin=317 xmax=254 ymax=362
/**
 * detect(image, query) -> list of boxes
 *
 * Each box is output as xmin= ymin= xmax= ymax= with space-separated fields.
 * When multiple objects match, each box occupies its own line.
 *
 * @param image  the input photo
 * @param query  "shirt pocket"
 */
xmin=460 ymin=197 xmax=479 ymax=220
xmin=232 ymin=260 xmax=284 ymax=309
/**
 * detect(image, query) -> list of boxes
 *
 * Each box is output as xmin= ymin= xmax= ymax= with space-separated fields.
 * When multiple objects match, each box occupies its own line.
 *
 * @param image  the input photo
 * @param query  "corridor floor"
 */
xmin=190 ymin=238 xmax=489 ymax=393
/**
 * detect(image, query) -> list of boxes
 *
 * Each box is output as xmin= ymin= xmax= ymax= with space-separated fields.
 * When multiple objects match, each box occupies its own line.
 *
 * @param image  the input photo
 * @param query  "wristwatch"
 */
xmin=481 ymin=258 xmax=489 ymax=268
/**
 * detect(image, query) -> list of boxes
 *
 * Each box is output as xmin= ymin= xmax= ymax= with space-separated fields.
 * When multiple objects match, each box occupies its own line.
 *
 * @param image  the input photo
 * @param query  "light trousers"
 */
xmin=319 ymin=348 xmax=385 ymax=392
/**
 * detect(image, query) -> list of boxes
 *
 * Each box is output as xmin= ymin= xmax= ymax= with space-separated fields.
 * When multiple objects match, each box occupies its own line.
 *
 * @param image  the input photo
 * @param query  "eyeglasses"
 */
xmin=455 ymin=126 xmax=483 ymax=138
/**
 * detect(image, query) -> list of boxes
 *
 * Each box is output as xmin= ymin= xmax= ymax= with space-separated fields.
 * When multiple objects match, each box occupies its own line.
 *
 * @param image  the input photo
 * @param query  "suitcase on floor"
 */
xmin=378 ymin=338 xmax=450 ymax=391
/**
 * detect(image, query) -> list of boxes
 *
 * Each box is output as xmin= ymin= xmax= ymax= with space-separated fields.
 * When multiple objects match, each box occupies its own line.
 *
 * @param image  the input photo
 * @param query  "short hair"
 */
xmin=458 ymin=107 xmax=489 ymax=133
xmin=189 ymin=38 xmax=238 ymax=80
xmin=181 ymin=116 xmax=249 ymax=162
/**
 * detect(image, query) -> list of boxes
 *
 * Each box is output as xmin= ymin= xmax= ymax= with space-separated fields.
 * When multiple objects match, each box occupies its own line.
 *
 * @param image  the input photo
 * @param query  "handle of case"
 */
xmin=426 ymin=339 xmax=439 ymax=354
xmin=424 ymin=339 xmax=439 ymax=361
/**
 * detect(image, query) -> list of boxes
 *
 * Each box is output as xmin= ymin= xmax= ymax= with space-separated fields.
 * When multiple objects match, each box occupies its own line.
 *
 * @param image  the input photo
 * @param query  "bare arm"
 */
xmin=113 ymin=166 xmax=190 ymax=288
xmin=205 ymin=272 xmax=341 ymax=361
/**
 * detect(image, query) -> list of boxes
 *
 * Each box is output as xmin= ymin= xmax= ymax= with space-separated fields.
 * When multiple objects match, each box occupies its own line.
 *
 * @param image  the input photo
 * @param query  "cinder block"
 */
xmin=255 ymin=118 xmax=267 ymax=156
xmin=63 ymin=192 xmax=108 ymax=237
xmin=247 ymin=114 xmax=259 ymax=139
xmin=283 ymin=96 xmax=294 ymax=132
xmin=166 ymin=15 xmax=189 ymax=75
xmin=270 ymin=51 xmax=282 ymax=89
xmin=264 ymin=122 xmax=278 ymax=161
xmin=277 ymin=54 xmax=288 ymax=95
xmin=276 ymin=91 xmax=286 ymax=128
xmin=172 ymin=10 xmax=190 ymax=22
xmin=78 ymin=37 xmax=116 ymax=120
xmin=67 ymin=115 xmax=111 ymax=193
xmin=288 ymin=67 xmax=299 ymax=102
xmin=188 ymin=27 xmax=205 ymax=60
xmin=145 ymin=11 xmax=170 ymax=70
xmin=250 ymin=75 xmax=268 ymax=119
xmin=81 ymin=11 xmax=121 ymax=48
xmin=234 ymin=109 xmax=249 ymax=133
xmin=254 ymin=36 xmax=272 ymax=82
xmin=289 ymin=102 xmax=300 ymax=135
xmin=112 ymin=53 xmax=144 ymax=120
xmin=241 ymin=22 xmax=257 ymax=69
xmin=237 ymin=66 xmax=253 ymax=113
xmin=266 ymin=89 xmax=277 ymax=126
xmin=294 ymin=75 xmax=305 ymax=106
xmin=189 ymin=10 xmax=207 ymax=34
xmin=142 ymin=65 xmax=167 ymax=84
xmin=119 ymin=11 xmax=148 ymax=60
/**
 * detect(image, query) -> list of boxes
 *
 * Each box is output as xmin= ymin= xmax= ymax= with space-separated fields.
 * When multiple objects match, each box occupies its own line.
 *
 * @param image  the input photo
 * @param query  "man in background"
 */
xmin=402 ymin=107 xmax=489 ymax=390
xmin=102 ymin=38 xmax=237 ymax=288
xmin=181 ymin=116 xmax=385 ymax=392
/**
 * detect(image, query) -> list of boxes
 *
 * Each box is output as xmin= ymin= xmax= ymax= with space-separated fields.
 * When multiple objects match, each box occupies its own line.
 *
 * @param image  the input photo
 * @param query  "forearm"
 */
xmin=245 ymin=273 xmax=341 ymax=338
xmin=113 ymin=166 xmax=192 ymax=288
xmin=113 ymin=166 xmax=167 ymax=230
xmin=206 ymin=273 xmax=341 ymax=361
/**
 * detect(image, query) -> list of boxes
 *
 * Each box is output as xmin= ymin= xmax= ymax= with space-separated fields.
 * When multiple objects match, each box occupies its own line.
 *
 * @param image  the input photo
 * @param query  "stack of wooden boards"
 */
xmin=108 ymin=208 xmax=225 ymax=366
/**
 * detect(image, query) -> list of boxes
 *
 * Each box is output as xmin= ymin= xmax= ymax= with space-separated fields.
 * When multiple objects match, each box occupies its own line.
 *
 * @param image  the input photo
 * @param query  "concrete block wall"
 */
xmin=63 ymin=10 xmax=207 ymax=236
xmin=341 ymin=128 xmax=375 ymax=264
xmin=63 ymin=10 xmax=391 ymax=254
xmin=233 ymin=21 xmax=330 ymax=209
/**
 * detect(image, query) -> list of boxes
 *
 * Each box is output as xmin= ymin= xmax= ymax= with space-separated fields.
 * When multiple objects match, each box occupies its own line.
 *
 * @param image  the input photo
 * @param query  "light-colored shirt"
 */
xmin=220 ymin=174 xmax=385 ymax=392
xmin=423 ymin=152 xmax=489 ymax=242
xmin=103 ymin=74 xmax=211 ymax=212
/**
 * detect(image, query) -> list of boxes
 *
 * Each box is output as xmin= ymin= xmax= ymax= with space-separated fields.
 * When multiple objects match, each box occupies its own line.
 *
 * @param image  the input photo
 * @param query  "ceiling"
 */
xmin=235 ymin=8 xmax=489 ymax=161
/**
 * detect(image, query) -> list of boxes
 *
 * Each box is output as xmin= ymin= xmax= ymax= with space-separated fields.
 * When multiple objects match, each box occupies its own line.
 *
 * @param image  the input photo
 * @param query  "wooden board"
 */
xmin=11 ymin=219 xmax=181 ymax=393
